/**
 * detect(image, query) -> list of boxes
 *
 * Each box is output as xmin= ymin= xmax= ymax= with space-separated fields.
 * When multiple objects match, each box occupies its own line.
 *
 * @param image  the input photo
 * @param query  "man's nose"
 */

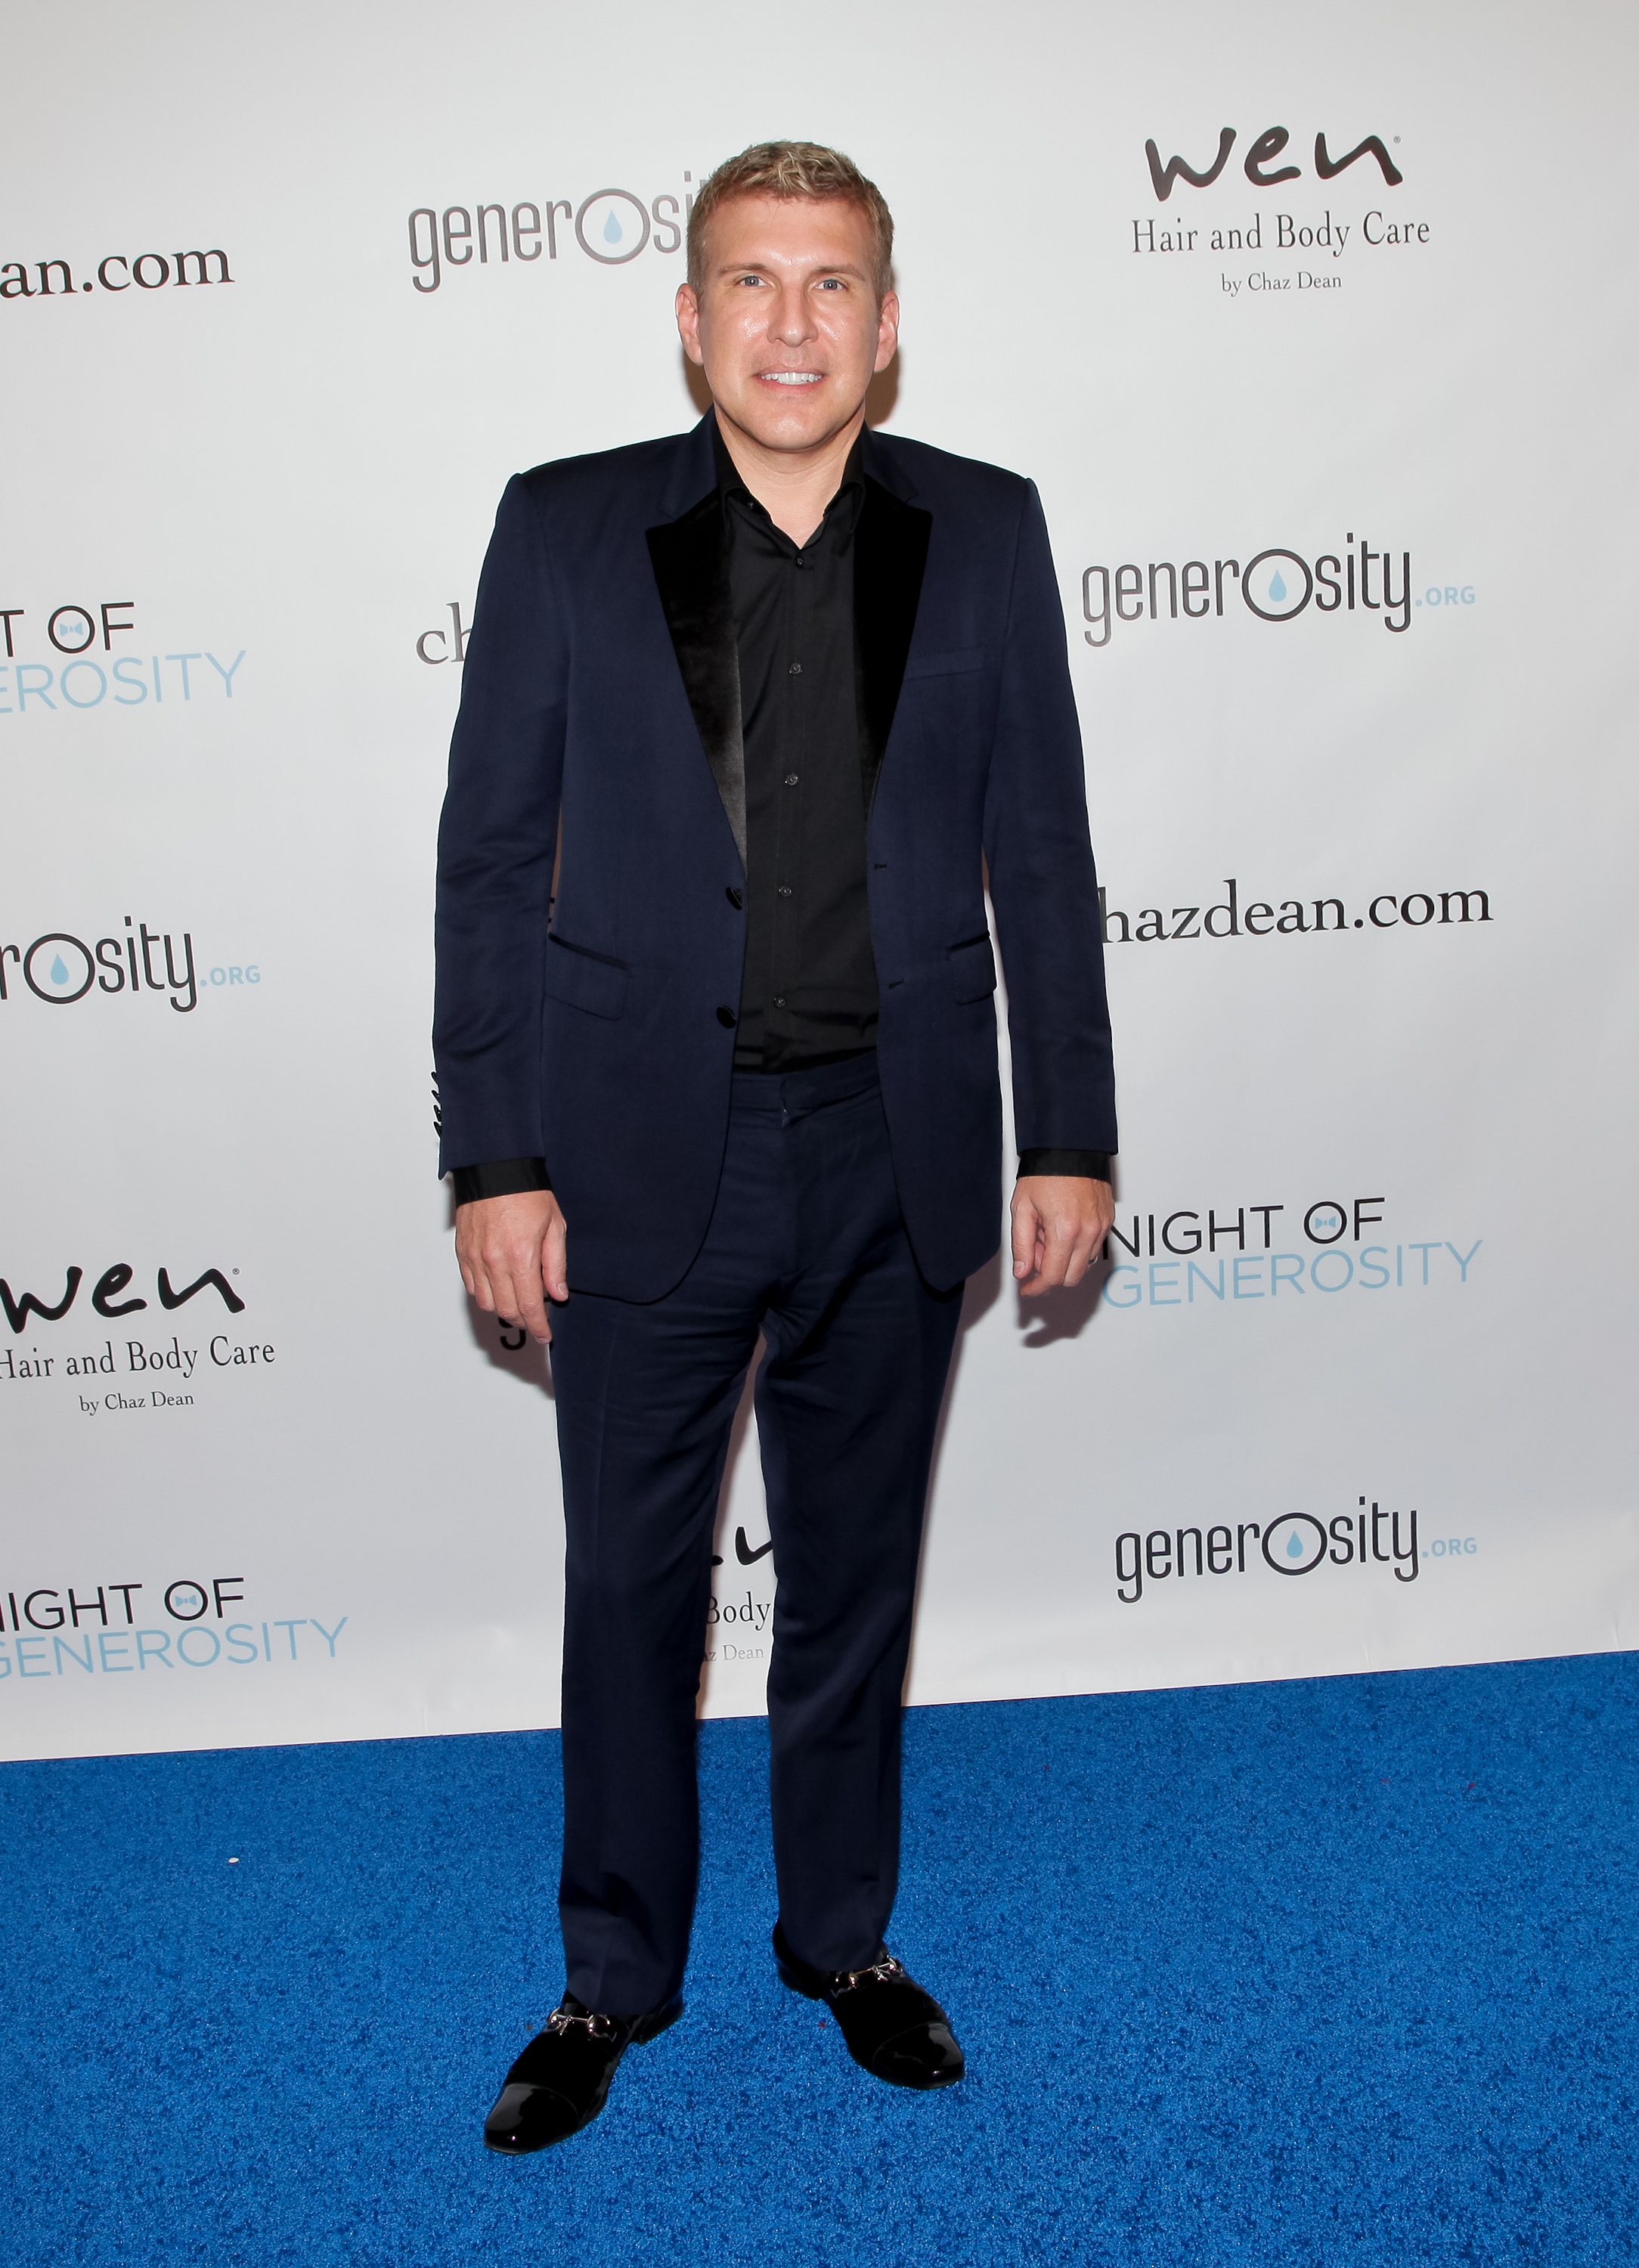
xmin=767 ymin=286 xmax=816 ymax=345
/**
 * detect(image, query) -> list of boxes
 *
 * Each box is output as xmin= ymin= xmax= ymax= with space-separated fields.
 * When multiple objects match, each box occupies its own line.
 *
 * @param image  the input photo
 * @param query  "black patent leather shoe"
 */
xmin=773 ymin=1923 xmax=965 ymax=2090
xmin=483 ymin=1992 xmax=683 ymax=2154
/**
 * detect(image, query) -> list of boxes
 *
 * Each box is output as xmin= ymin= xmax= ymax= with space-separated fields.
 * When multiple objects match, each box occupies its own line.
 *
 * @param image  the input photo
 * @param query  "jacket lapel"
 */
xmin=646 ymin=428 xmax=745 ymax=869
xmin=854 ymin=466 xmax=932 ymax=814
xmin=644 ymin=416 xmax=932 ymax=860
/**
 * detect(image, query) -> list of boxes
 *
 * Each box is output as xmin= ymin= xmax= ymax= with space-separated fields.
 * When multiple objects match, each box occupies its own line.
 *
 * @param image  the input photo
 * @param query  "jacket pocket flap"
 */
xmin=543 ymin=935 xmax=629 ymax=1020
xmin=947 ymin=932 xmax=997 ymax=1003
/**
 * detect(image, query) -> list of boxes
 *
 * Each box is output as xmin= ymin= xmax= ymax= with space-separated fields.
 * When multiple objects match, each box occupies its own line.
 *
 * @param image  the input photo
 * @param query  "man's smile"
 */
xmin=756 ymin=370 xmax=823 ymax=386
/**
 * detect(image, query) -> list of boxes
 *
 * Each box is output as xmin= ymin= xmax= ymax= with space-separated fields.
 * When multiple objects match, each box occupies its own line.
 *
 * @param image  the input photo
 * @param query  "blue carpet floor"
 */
xmin=3 ymin=1654 xmax=1635 ymax=2266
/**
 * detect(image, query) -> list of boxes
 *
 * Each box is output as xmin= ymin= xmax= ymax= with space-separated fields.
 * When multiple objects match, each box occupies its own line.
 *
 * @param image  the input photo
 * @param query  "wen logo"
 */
xmin=1145 ymin=125 xmax=1403 ymax=201
xmin=1 ymin=1262 xmax=244 ymax=1336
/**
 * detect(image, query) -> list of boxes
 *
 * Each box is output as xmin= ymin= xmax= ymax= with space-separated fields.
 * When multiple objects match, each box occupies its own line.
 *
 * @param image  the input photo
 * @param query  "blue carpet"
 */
xmin=2 ymin=1655 xmax=1635 ymax=2266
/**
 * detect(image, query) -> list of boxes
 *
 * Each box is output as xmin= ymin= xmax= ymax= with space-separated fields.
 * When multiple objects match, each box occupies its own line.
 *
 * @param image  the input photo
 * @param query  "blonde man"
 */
xmin=435 ymin=141 xmax=1116 ymax=2150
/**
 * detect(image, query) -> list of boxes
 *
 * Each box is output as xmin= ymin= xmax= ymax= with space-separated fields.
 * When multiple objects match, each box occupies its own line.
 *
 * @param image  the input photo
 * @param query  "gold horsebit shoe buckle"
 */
xmin=831 ymin=1954 xmax=906 ymax=1993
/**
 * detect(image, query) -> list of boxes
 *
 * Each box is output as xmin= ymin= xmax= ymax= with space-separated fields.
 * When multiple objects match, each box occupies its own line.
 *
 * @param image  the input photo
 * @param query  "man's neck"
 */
xmin=712 ymin=406 xmax=866 ymax=545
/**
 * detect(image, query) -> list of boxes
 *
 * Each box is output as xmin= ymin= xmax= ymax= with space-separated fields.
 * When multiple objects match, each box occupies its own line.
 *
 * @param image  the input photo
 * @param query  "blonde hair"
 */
xmin=686 ymin=141 xmax=894 ymax=296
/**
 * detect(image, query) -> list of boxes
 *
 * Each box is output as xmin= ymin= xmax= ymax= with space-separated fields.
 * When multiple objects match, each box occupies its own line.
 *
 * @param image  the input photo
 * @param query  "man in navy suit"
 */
xmin=434 ymin=141 xmax=1116 ymax=2152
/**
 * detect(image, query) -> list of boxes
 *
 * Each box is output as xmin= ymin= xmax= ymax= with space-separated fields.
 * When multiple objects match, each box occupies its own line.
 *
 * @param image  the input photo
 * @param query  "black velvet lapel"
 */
xmin=854 ymin=476 xmax=932 ymax=815
xmin=646 ymin=490 xmax=745 ymax=868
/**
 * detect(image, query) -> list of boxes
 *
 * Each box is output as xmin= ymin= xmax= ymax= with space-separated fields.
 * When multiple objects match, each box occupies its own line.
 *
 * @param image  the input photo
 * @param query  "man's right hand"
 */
xmin=455 ymin=1190 xmax=568 ymax=1345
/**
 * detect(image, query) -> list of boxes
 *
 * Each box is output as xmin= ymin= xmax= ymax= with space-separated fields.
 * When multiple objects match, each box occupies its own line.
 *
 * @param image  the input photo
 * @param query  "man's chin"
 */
xmin=714 ymin=389 xmax=864 ymax=456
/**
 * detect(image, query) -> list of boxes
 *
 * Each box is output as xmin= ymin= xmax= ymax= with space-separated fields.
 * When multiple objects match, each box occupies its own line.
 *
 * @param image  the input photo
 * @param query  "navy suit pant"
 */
xmin=547 ymin=1054 xmax=963 ymax=2016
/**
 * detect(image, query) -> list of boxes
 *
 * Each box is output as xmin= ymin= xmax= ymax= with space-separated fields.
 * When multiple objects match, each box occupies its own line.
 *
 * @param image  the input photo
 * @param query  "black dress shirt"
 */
xmin=449 ymin=418 xmax=1108 ymax=1203
xmin=720 ymin=429 xmax=878 ymax=1070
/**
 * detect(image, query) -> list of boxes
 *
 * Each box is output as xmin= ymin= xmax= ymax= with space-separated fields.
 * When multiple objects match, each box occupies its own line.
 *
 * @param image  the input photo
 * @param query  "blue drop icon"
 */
xmin=1269 ymin=570 xmax=1287 ymax=603
xmin=603 ymin=209 xmax=623 ymax=245
xmin=50 ymin=955 xmax=70 ymax=984
xmin=1286 ymin=1530 xmax=1305 ymax=1560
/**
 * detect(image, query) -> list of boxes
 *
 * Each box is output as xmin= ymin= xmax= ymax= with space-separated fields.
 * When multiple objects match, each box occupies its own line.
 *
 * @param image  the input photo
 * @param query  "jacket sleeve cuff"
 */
xmin=450 ymin=1157 xmax=551 ymax=1204
xmin=1018 ymin=1148 xmax=1111 ymax=1182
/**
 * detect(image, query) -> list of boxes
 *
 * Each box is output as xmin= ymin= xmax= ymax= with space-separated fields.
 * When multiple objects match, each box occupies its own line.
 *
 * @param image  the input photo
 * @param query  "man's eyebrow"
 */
xmin=713 ymin=258 xmax=870 ymax=280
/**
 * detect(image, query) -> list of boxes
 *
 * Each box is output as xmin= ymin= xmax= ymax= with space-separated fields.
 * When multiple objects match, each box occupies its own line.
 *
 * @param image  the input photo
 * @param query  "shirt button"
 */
xmin=773 ymin=996 xmax=787 ymax=1009
xmin=784 ymin=773 xmax=799 ymax=787
xmin=789 ymin=662 xmax=802 ymax=674
xmin=777 ymin=886 xmax=792 ymax=897
xmin=716 ymin=1005 xmax=737 ymax=1028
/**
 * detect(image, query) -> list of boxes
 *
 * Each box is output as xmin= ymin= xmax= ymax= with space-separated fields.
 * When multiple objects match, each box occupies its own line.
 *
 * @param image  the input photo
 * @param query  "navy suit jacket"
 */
xmin=433 ymin=413 xmax=1115 ymax=1300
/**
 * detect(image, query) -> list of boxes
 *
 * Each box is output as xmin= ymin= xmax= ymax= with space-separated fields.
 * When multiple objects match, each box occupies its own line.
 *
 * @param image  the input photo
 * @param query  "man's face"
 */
xmin=677 ymin=194 xmax=899 ymax=457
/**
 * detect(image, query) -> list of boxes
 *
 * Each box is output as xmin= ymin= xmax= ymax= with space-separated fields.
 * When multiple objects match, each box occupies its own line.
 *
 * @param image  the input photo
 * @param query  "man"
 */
xmin=434 ymin=141 xmax=1116 ymax=2153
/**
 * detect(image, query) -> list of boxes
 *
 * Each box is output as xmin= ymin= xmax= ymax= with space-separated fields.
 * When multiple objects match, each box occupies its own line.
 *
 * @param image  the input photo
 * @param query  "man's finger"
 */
xmin=1030 ymin=1214 xmax=1076 ymax=1290
xmin=491 ymin=1245 xmax=551 ymax=1343
xmin=1012 ymin=1194 xmax=1040 ymax=1281
xmin=543 ymin=1211 xmax=569 ymax=1306
xmin=1064 ymin=1221 xmax=1106 ymax=1287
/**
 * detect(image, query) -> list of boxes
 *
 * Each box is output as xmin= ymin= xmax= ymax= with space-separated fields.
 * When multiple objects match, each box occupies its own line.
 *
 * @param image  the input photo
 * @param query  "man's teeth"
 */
xmin=761 ymin=372 xmax=821 ymax=385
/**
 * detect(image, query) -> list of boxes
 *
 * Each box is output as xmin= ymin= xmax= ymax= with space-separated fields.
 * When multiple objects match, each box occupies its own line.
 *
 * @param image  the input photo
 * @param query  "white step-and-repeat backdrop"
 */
xmin=5 ymin=2 xmax=1635 ymax=1760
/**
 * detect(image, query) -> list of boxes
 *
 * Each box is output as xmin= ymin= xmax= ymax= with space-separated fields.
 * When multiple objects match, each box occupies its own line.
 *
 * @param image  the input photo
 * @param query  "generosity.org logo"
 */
xmin=0 ymin=599 xmax=244 ymax=717
xmin=2 ymin=917 xmax=200 ymax=1012
xmin=1102 ymin=1194 xmax=1480 ymax=1312
xmin=407 ymin=173 xmax=696 ymax=292
xmin=1083 ymin=534 xmax=1410 ymax=643
xmin=1115 ymin=1496 xmax=1420 ymax=1603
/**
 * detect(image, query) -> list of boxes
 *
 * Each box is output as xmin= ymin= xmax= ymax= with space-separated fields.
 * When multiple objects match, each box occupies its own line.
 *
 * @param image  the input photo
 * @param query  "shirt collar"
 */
xmin=711 ymin=413 xmax=866 ymax=538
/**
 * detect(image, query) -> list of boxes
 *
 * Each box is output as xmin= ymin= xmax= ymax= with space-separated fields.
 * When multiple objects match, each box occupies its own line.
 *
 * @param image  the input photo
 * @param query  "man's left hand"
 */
xmin=1011 ymin=1175 xmax=1114 ymax=1297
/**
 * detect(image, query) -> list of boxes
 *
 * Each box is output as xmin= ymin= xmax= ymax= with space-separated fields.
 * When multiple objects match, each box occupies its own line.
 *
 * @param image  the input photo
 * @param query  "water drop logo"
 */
xmin=22 ymin=932 xmax=95 ymax=1004
xmin=575 ymin=189 xmax=652 ymax=266
xmin=1261 ymin=1512 xmax=1328 ymax=1576
xmin=1241 ymin=547 xmax=1312 ymax=622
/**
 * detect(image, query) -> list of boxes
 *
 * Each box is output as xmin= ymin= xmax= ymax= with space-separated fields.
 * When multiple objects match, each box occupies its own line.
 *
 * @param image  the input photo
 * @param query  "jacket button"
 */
xmin=725 ymin=886 xmax=744 ymax=909
xmin=717 ymin=1005 xmax=737 ymax=1027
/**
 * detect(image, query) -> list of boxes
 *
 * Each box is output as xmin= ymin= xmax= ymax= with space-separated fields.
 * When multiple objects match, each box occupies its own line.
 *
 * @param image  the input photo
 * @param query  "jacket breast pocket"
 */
xmin=947 ymin=931 xmax=997 ymax=1004
xmin=903 ymin=646 xmax=985 ymax=682
xmin=542 ymin=934 xmax=629 ymax=1020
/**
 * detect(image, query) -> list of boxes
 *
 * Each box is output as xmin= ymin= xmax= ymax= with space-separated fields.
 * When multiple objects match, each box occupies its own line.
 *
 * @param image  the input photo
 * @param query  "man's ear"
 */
xmin=676 ymin=283 xmax=705 ymax=368
xmin=873 ymin=290 xmax=900 ymax=376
